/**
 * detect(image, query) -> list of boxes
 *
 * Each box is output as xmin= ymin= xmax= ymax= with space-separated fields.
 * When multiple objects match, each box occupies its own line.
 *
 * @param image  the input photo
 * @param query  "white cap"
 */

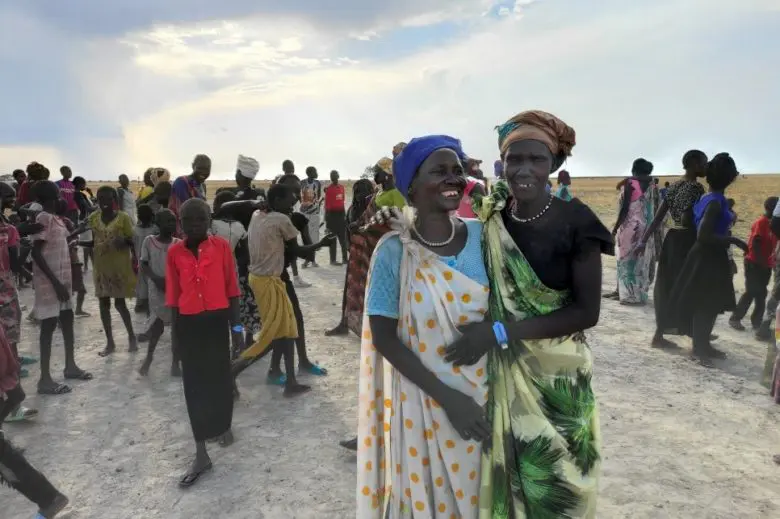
xmin=237 ymin=154 xmax=259 ymax=180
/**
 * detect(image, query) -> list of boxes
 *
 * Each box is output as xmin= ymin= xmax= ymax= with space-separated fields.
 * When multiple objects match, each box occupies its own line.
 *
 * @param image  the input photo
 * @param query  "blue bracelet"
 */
xmin=492 ymin=322 xmax=509 ymax=350
xmin=231 ymin=324 xmax=244 ymax=333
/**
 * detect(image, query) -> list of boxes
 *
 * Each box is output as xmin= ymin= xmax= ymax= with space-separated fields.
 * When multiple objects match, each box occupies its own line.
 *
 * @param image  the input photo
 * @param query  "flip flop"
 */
xmin=179 ymin=462 xmax=213 ymax=488
xmin=300 ymin=364 xmax=328 ymax=376
xmin=64 ymin=369 xmax=94 ymax=381
xmin=20 ymin=356 xmax=38 ymax=366
xmin=267 ymin=373 xmax=287 ymax=386
xmin=37 ymin=382 xmax=72 ymax=395
xmin=75 ymin=311 xmax=91 ymax=318
xmin=4 ymin=406 xmax=39 ymax=423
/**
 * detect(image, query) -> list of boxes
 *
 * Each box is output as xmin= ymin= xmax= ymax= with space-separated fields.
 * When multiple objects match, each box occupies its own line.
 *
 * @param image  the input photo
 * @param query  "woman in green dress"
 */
xmin=446 ymin=110 xmax=612 ymax=518
xmin=89 ymin=186 xmax=137 ymax=356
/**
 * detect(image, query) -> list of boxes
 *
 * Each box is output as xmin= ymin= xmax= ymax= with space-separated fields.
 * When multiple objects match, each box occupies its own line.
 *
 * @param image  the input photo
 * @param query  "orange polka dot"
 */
xmin=427 ymin=274 xmax=436 ymax=284
xmin=462 ymin=293 xmax=472 ymax=303
xmin=418 ymin=342 xmax=427 ymax=353
xmin=405 ymin=419 xmax=414 ymax=429
xmin=362 ymin=486 xmax=371 ymax=496
xmin=409 ymin=447 xmax=418 ymax=457
xmin=411 ymin=473 xmax=420 ymax=483
xmin=415 ymin=270 xmax=424 ymax=280
xmin=471 ymin=495 xmax=479 ymax=505
xmin=414 ymin=292 xmax=423 ymax=303
xmin=363 ymin=330 xmax=372 ymax=339
xmin=372 ymin=496 xmax=379 ymax=509
xmin=426 ymin=319 xmax=436 ymax=329
xmin=445 ymin=291 xmax=454 ymax=302
xmin=483 ymin=285 xmax=489 ymax=293
xmin=476 ymin=368 xmax=485 ymax=377
xmin=451 ymin=514 xmax=458 ymax=519
xmin=409 ymin=326 xmax=417 ymax=336
xmin=364 ymin=437 xmax=372 ymax=447
xmin=467 ymin=445 xmax=475 ymax=454
xmin=477 ymin=308 xmax=487 ymax=315
xmin=452 ymin=463 xmax=460 ymax=473
xmin=435 ymin=476 xmax=444 ymax=487
xmin=443 ymin=271 xmax=453 ymax=280
xmin=366 ymin=461 xmax=373 ymax=471
xmin=396 ymin=464 xmax=401 ymax=474
xmin=384 ymin=399 xmax=392 ymax=409
xmin=378 ymin=412 xmax=384 ymax=421
xmin=433 ymin=420 xmax=441 ymax=430
xmin=405 ymin=488 xmax=412 ymax=498
xmin=437 ymin=345 xmax=446 ymax=356
xmin=458 ymin=315 xmax=469 ymax=324
xmin=370 ymin=401 xmax=377 ymax=410
xmin=379 ymin=459 xmax=386 ymax=469
xmin=415 ymin=501 xmax=425 ymax=511
xmin=469 ymin=470 xmax=477 ymax=480
xmin=452 ymin=365 xmax=461 ymax=374
xmin=424 ymin=429 xmax=433 ymax=440
xmin=371 ymin=426 xmax=377 ymax=436
xmin=439 ymin=503 xmax=447 ymax=513
xmin=378 ymin=437 xmax=385 ymax=447
xmin=431 ymin=400 xmax=441 ymax=409
xmin=424 ymin=398 xmax=431 ymax=409
xmin=401 ymin=392 xmax=407 ymax=402
xmin=422 ymin=457 xmax=430 ymax=466
xmin=446 ymin=440 xmax=455 ymax=449
xmin=456 ymin=489 xmax=464 ymax=499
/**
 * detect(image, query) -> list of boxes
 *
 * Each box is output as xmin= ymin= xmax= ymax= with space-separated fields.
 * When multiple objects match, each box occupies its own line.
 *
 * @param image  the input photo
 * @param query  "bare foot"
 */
xmin=128 ymin=336 xmax=138 ymax=353
xmin=651 ymin=336 xmax=680 ymax=350
xmin=283 ymin=383 xmax=311 ymax=398
xmin=218 ymin=429 xmax=234 ymax=447
xmin=139 ymin=358 xmax=152 ymax=376
xmin=98 ymin=345 xmax=116 ymax=357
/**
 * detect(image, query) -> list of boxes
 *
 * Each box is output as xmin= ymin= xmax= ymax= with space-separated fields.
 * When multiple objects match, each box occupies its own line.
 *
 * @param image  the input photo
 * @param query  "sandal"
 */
xmin=267 ymin=373 xmax=287 ymax=386
xmin=300 ymin=364 xmax=328 ymax=376
xmin=75 ymin=311 xmax=91 ymax=318
xmin=20 ymin=356 xmax=38 ymax=366
xmin=64 ymin=369 xmax=94 ymax=381
xmin=179 ymin=462 xmax=213 ymax=488
xmin=37 ymin=382 xmax=72 ymax=395
xmin=4 ymin=406 xmax=39 ymax=423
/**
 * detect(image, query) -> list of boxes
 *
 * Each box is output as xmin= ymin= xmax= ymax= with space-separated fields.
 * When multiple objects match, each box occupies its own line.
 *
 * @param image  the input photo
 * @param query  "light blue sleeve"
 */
xmin=365 ymin=236 xmax=402 ymax=319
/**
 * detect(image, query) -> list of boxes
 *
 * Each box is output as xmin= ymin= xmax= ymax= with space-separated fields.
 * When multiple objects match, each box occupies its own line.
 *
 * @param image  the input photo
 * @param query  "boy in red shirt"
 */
xmin=324 ymin=169 xmax=348 ymax=265
xmin=730 ymin=196 xmax=779 ymax=331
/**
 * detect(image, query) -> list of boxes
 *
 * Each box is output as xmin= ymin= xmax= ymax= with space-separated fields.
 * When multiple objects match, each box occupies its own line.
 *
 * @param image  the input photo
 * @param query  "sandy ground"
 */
xmin=4 ymin=248 xmax=780 ymax=518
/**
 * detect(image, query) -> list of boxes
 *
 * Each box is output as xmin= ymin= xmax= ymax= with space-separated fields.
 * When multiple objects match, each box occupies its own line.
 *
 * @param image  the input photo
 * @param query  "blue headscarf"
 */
xmin=393 ymin=135 xmax=464 ymax=200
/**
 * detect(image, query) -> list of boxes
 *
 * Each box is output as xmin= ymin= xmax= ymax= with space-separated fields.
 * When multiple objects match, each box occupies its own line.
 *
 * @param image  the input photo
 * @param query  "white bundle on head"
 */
xmin=237 ymin=154 xmax=259 ymax=180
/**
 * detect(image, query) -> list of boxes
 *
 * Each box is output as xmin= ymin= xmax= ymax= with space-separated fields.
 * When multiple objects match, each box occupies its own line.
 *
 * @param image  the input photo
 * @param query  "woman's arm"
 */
xmin=504 ymin=245 xmax=603 ymax=340
xmin=637 ymin=198 xmax=670 ymax=246
xmin=612 ymin=180 xmax=632 ymax=234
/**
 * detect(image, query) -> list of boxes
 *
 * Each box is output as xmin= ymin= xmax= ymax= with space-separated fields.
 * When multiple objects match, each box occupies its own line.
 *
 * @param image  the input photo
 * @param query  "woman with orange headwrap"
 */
xmin=443 ymin=110 xmax=610 ymax=517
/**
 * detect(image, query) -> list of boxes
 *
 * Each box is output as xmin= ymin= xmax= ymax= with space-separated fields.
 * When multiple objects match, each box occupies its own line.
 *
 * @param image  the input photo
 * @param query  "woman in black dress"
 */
xmin=666 ymin=153 xmax=747 ymax=364
xmin=636 ymin=150 xmax=708 ymax=349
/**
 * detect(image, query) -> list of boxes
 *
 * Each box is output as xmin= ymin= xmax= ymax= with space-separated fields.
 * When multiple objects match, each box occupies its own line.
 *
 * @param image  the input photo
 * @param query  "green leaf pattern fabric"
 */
xmin=474 ymin=181 xmax=600 ymax=519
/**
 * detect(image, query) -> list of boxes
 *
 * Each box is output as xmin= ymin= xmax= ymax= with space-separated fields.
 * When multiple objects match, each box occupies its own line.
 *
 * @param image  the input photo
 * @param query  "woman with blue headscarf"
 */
xmin=356 ymin=135 xmax=490 ymax=518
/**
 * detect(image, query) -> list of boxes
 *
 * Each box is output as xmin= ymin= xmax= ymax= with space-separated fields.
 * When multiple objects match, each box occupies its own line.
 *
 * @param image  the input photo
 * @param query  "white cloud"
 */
xmin=1 ymin=0 xmax=778 ymax=179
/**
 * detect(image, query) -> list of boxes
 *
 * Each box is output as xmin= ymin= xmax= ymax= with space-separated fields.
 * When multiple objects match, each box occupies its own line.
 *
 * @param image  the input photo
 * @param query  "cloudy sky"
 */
xmin=1 ymin=0 xmax=777 ymax=180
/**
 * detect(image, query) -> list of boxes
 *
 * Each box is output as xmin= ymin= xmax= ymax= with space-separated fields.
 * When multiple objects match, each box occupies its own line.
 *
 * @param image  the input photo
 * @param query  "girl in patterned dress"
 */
xmin=88 ymin=186 xmax=137 ymax=357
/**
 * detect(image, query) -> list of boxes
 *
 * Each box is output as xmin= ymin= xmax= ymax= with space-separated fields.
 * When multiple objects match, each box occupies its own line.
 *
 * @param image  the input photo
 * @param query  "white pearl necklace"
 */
xmin=509 ymin=195 xmax=553 ymax=223
xmin=413 ymin=218 xmax=456 ymax=248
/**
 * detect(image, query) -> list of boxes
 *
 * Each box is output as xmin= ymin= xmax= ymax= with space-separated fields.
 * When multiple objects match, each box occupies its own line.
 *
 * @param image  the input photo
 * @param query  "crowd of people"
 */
xmin=1 ymin=107 xmax=778 ymax=518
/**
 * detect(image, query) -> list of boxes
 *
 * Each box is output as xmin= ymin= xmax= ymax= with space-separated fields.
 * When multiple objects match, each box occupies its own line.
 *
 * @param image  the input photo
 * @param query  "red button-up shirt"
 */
xmin=165 ymin=236 xmax=240 ymax=315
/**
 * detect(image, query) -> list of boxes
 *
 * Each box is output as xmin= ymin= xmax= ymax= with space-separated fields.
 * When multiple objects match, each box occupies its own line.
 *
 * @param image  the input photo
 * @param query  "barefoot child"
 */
xmin=89 ymin=186 xmax=137 ymax=357
xmin=133 ymin=204 xmax=158 ymax=314
xmin=31 ymin=181 xmax=92 ymax=394
xmin=56 ymin=200 xmax=89 ymax=318
xmin=138 ymin=210 xmax=180 ymax=376
xmin=166 ymin=198 xmax=244 ymax=487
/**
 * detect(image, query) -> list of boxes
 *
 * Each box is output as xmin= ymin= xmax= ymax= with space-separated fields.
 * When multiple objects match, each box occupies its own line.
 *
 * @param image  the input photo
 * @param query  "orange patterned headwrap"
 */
xmin=495 ymin=110 xmax=576 ymax=157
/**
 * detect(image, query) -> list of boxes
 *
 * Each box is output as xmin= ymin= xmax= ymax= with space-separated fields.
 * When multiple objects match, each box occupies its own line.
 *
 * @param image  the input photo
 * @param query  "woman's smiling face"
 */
xmin=409 ymin=148 xmax=467 ymax=213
